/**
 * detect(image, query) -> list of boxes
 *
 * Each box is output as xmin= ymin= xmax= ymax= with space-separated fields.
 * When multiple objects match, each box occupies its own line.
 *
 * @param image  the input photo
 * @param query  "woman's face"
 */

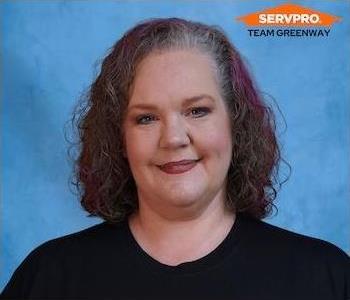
xmin=123 ymin=49 xmax=233 ymax=217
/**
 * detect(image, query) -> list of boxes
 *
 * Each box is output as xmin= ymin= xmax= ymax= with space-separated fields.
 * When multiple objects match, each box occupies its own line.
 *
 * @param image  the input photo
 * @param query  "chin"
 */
xmin=166 ymin=190 xmax=206 ymax=208
xmin=170 ymin=198 xmax=199 ymax=208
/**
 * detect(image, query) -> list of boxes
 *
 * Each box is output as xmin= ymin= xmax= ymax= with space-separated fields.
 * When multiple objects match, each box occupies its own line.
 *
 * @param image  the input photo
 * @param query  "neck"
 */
xmin=128 ymin=191 xmax=236 ymax=266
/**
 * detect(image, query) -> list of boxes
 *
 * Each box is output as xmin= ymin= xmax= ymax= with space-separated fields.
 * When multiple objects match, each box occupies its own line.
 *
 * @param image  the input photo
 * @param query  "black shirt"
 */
xmin=1 ymin=213 xmax=349 ymax=300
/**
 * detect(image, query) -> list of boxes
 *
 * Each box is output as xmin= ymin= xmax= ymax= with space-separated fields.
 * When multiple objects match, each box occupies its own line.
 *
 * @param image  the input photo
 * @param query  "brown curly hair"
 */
xmin=70 ymin=17 xmax=289 ymax=223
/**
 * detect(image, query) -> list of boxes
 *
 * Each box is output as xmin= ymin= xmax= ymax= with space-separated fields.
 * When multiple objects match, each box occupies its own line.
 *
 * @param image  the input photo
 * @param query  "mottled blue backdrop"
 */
xmin=1 ymin=0 xmax=349 ymax=290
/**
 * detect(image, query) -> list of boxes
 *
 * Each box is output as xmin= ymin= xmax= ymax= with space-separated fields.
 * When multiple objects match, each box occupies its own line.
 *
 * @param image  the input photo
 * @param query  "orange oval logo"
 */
xmin=237 ymin=3 xmax=341 ymax=27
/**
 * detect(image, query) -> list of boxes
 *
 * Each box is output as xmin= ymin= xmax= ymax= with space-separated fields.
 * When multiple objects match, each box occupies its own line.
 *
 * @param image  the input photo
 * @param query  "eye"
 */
xmin=189 ymin=107 xmax=211 ymax=118
xmin=136 ymin=114 xmax=156 ymax=125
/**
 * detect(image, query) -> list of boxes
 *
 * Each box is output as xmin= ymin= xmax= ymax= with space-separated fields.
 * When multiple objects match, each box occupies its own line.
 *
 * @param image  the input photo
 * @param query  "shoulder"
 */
xmin=232 ymin=215 xmax=350 ymax=299
xmin=238 ymin=213 xmax=349 ymax=270
xmin=14 ymin=220 xmax=127 ymax=270
xmin=236 ymin=214 xmax=349 ymax=297
xmin=1 ymin=221 xmax=128 ymax=297
xmin=247 ymin=214 xmax=348 ymax=252
xmin=30 ymin=220 xmax=127 ymax=261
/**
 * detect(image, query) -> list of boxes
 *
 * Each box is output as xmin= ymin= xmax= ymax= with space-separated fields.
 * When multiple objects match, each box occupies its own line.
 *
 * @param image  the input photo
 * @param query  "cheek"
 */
xmin=125 ymin=129 xmax=157 ymax=166
xmin=210 ymin=133 xmax=232 ymax=160
xmin=202 ymin=119 xmax=232 ymax=160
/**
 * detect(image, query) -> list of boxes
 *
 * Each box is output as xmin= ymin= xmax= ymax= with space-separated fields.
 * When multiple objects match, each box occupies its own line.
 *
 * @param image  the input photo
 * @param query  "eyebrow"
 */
xmin=127 ymin=94 xmax=216 ymax=112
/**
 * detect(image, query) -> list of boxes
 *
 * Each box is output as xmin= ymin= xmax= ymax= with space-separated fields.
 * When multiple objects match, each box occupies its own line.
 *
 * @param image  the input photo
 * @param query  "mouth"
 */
xmin=157 ymin=159 xmax=201 ymax=175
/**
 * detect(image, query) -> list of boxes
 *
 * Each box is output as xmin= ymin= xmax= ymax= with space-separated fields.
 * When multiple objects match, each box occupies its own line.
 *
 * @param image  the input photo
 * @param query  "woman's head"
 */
xmin=72 ymin=17 xmax=285 ymax=223
xmin=124 ymin=49 xmax=233 ymax=220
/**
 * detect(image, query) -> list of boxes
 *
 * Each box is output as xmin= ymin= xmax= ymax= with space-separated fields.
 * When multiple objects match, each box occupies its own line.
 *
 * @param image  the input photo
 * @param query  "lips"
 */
xmin=158 ymin=159 xmax=200 ymax=174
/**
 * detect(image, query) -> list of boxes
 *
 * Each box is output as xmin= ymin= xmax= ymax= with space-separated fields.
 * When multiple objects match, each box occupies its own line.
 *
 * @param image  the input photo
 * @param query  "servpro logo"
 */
xmin=259 ymin=13 xmax=320 ymax=25
xmin=236 ymin=3 xmax=341 ymax=37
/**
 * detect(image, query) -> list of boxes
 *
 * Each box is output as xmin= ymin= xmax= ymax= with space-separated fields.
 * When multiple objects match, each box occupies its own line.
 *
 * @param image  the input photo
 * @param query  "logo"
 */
xmin=236 ymin=3 xmax=341 ymax=37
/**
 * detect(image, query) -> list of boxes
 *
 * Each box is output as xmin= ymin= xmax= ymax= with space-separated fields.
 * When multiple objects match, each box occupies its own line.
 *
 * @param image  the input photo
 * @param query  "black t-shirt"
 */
xmin=1 ymin=213 xmax=349 ymax=300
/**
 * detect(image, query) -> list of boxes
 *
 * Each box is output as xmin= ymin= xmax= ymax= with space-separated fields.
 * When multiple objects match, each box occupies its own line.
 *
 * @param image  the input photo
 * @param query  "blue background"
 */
xmin=1 ymin=0 xmax=349 ymax=290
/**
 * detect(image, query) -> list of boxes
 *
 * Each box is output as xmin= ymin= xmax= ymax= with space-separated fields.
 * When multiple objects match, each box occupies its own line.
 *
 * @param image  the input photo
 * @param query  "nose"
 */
xmin=159 ymin=115 xmax=191 ymax=149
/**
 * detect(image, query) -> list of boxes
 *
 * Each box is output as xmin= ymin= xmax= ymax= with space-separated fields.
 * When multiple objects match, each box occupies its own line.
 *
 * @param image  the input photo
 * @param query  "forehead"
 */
xmin=129 ymin=49 xmax=221 ymax=104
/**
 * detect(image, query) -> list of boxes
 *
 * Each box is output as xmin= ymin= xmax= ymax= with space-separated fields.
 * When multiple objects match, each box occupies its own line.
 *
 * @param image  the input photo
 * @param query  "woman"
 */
xmin=1 ymin=17 xmax=349 ymax=300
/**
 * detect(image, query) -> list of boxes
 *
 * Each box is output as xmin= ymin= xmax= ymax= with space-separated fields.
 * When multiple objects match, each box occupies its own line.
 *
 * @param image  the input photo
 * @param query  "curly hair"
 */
xmin=70 ymin=17 xmax=289 ymax=223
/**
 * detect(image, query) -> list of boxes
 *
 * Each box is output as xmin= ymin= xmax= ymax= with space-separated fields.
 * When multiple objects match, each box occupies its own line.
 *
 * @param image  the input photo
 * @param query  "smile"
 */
xmin=158 ymin=159 xmax=201 ymax=175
